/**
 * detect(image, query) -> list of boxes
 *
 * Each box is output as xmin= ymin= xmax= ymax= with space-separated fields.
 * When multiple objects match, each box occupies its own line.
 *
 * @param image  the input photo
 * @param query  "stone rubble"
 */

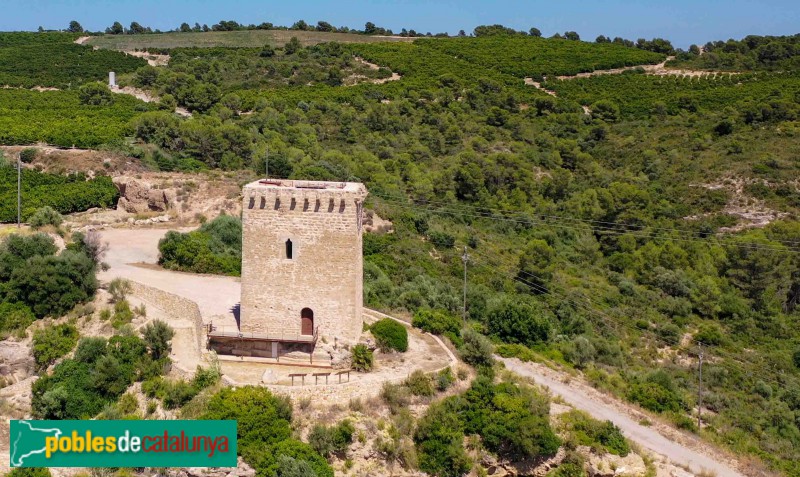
xmin=114 ymin=177 xmax=176 ymax=213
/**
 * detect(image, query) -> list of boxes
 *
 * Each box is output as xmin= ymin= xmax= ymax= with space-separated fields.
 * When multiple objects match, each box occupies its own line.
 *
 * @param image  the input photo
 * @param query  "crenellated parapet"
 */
xmin=243 ymin=180 xmax=368 ymax=216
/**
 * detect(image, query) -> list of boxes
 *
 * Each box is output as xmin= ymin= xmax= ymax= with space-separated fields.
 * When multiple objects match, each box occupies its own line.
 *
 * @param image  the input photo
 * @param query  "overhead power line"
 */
xmin=371 ymin=195 xmax=800 ymax=254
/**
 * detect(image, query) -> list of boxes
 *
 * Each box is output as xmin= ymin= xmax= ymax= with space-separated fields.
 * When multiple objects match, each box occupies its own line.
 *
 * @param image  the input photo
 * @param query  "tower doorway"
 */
xmin=301 ymin=308 xmax=314 ymax=335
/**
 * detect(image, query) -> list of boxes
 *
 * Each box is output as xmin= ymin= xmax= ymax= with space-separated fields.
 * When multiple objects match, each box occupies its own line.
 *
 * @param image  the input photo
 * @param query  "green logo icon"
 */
xmin=10 ymin=420 xmax=237 ymax=467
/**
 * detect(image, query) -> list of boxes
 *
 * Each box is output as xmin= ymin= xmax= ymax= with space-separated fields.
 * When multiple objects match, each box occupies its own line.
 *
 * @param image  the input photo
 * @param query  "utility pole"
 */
xmin=697 ymin=343 xmax=704 ymax=429
xmin=265 ymin=146 xmax=269 ymax=178
xmin=461 ymin=246 xmax=469 ymax=323
xmin=16 ymin=153 xmax=21 ymax=228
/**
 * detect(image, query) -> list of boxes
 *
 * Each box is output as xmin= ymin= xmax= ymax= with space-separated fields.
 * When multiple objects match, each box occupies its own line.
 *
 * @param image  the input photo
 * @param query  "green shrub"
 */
xmin=406 ymin=370 xmax=435 ymax=396
xmin=627 ymin=380 xmax=685 ymax=413
xmin=111 ymin=300 xmax=134 ymax=328
xmin=8 ymin=468 xmax=51 ymax=477
xmin=486 ymin=295 xmax=551 ymax=347
xmin=381 ymin=382 xmax=410 ymax=413
xmin=28 ymin=206 xmax=63 ymax=229
xmin=7 ymin=250 xmax=97 ymax=318
xmin=201 ymin=386 xmax=332 ymax=477
xmin=412 ymin=308 xmax=461 ymax=336
xmin=495 ymin=343 xmax=538 ymax=362
xmin=371 ymin=318 xmax=408 ymax=352
xmin=561 ymin=411 xmax=630 ymax=456
xmin=308 ymin=420 xmax=355 ymax=457
xmin=19 ymin=148 xmax=37 ymax=163
xmin=0 ymin=301 xmax=35 ymax=333
xmin=107 ymin=278 xmax=132 ymax=303
xmin=459 ymin=328 xmax=494 ymax=368
xmin=142 ymin=376 xmax=167 ymax=399
xmin=414 ymin=400 xmax=471 ymax=477
xmin=117 ymin=392 xmax=139 ymax=414
xmin=32 ymin=323 xmax=79 ymax=368
xmin=78 ymin=82 xmax=114 ymax=106
xmin=142 ymin=319 xmax=175 ymax=360
xmin=428 ymin=230 xmax=455 ymax=249
xmin=351 ymin=344 xmax=373 ymax=372
xmin=192 ymin=364 xmax=221 ymax=389
xmin=162 ymin=379 xmax=198 ymax=409
xmin=435 ymin=367 xmax=455 ymax=392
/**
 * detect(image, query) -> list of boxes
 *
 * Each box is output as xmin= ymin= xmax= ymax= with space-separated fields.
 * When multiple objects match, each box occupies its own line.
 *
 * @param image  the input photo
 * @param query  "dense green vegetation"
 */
xmin=544 ymin=70 xmax=800 ymax=119
xmin=158 ymin=214 xmax=242 ymax=275
xmin=0 ymin=233 xmax=98 ymax=319
xmin=144 ymin=42 xmax=391 ymax=93
xmin=31 ymin=328 xmax=171 ymax=419
xmin=32 ymin=323 xmax=79 ymax=368
xmin=669 ymin=33 xmax=800 ymax=71
xmin=201 ymin=386 xmax=333 ymax=477
xmin=0 ymin=166 xmax=119 ymax=222
xmin=0 ymin=89 xmax=151 ymax=147
xmin=87 ymin=28 xmax=414 ymax=50
xmin=0 ymin=32 xmax=145 ymax=88
xmin=414 ymin=376 xmax=559 ymax=476
xmin=415 ymin=36 xmax=664 ymax=78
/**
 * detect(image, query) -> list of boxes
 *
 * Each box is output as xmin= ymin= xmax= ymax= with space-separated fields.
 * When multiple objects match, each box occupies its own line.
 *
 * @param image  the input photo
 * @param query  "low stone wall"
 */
xmin=128 ymin=280 xmax=205 ymax=351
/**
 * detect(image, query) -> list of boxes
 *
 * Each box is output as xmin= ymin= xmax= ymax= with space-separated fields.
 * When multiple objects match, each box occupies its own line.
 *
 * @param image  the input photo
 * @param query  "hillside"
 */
xmin=1 ymin=28 xmax=800 ymax=477
xmin=86 ymin=29 xmax=414 ymax=49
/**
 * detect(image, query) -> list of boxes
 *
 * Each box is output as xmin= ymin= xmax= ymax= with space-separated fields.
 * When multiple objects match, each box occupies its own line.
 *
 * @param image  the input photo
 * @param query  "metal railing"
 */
xmin=207 ymin=323 xmax=319 ymax=344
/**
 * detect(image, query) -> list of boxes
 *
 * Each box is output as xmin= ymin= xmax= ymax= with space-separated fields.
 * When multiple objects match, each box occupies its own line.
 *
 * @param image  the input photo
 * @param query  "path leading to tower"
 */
xmin=98 ymin=227 xmax=241 ymax=327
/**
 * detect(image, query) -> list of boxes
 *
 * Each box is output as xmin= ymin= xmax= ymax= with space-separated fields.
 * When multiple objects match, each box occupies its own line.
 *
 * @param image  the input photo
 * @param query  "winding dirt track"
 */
xmin=502 ymin=357 xmax=748 ymax=477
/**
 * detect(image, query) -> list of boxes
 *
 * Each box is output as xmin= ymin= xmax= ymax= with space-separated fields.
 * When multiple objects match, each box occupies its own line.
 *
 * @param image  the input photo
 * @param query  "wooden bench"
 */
xmin=313 ymin=372 xmax=331 ymax=385
xmin=288 ymin=373 xmax=307 ymax=386
xmin=335 ymin=370 xmax=351 ymax=383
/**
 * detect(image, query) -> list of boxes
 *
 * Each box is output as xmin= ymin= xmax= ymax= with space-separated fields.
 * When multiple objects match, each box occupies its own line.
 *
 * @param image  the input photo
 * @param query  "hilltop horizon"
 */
xmin=2 ymin=0 xmax=799 ymax=48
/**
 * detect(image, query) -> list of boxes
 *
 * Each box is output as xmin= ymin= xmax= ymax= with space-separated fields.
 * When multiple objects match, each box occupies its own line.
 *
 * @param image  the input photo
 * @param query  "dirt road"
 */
xmin=98 ymin=228 xmax=240 ymax=326
xmin=502 ymin=357 xmax=747 ymax=477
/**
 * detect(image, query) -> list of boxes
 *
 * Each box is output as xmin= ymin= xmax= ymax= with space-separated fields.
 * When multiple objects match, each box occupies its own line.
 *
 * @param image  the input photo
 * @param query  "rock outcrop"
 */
xmin=0 ymin=341 xmax=35 ymax=384
xmin=114 ymin=177 xmax=175 ymax=213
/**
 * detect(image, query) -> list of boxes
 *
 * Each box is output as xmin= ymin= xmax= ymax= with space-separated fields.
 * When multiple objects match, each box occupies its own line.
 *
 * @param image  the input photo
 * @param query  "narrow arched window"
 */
xmin=285 ymin=239 xmax=293 ymax=259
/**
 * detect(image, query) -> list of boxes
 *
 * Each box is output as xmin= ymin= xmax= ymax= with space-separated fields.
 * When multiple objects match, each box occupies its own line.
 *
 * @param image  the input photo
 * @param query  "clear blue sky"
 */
xmin=3 ymin=0 xmax=799 ymax=48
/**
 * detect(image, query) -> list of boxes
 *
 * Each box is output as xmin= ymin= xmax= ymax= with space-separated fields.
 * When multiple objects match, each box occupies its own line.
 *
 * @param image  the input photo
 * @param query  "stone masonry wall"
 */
xmin=240 ymin=184 xmax=367 ymax=343
xmin=128 ymin=280 xmax=204 ymax=351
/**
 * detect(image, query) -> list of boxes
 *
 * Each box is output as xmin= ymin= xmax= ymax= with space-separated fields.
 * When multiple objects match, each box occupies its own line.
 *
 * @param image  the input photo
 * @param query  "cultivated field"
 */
xmin=87 ymin=30 xmax=415 ymax=50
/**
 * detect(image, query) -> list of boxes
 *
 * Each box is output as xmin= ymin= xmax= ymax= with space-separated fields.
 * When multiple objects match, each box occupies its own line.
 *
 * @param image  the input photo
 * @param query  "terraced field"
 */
xmin=87 ymin=30 xmax=414 ymax=50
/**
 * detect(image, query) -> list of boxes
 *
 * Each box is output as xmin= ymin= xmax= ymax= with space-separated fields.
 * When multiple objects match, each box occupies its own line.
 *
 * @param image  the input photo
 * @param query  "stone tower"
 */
xmin=239 ymin=179 xmax=368 ymax=344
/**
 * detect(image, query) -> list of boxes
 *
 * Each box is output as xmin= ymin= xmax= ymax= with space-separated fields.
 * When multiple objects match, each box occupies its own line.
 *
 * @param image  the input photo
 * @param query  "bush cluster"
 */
xmin=0 ymin=233 xmax=98 ymax=319
xmin=370 ymin=318 xmax=408 ymax=352
xmin=201 ymin=386 xmax=333 ymax=477
xmin=560 ymin=410 xmax=630 ymax=456
xmin=32 ymin=326 xmax=172 ymax=419
xmin=142 ymin=364 xmax=220 ymax=409
xmin=158 ymin=214 xmax=242 ymax=275
xmin=351 ymin=344 xmax=374 ymax=372
xmin=32 ymin=323 xmax=79 ymax=368
xmin=308 ymin=420 xmax=355 ymax=458
xmin=414 ymin=377 xmax=559 ymax=476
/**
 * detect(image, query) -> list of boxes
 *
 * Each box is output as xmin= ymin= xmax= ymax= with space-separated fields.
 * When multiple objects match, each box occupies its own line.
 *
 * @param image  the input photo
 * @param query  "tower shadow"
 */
xmin=230 ymin=303 xmax=241 ymax=329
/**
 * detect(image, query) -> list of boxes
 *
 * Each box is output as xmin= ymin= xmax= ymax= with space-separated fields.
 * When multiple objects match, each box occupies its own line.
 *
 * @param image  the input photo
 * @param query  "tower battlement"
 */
xmin=243 ymin=179 xmax=367 ymax=215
